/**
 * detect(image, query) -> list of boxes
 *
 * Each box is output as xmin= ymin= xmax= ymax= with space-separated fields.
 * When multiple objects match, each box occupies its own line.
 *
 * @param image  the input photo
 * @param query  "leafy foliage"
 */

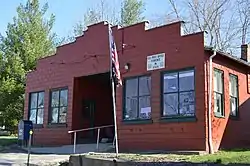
xmin=120 ymin=0 xmax=145 ymax=26
xmin=73 ymin=21 xmax=84 ymax=37
xmin=68 ymin=0 xmax=145 ymax=42
xmin=0 ymin=0 xmax=56 ymax=132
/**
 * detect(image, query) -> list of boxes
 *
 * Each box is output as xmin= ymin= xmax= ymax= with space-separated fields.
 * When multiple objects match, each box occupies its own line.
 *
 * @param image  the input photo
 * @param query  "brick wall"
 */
xmin=25 ymin=22 xmax=111 ymax=146
xmin=112 ymin=22 xmax=207 ymax=151
xmin=25 ymin=21 xmax=208 ymax=151
xmin=207 ymin=55 xmax=250 ymax=150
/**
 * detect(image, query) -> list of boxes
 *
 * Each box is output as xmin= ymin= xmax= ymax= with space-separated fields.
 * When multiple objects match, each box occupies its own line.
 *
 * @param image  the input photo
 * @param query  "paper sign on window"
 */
xmin=140 ymin=107 xmax=151 ymax=119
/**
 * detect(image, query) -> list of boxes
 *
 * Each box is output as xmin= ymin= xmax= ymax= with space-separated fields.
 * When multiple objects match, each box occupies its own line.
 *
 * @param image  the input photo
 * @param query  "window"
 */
xmin=213 ymin=69 xmax=224 ymax=117
xmin=123 ymin=76 xmax=151 ymax=120
xmin=162 ymin=69 xmax=195 ymax=117
xmin=29 ymin=91 xmax=44 ymax=124
xmin=229 ymin=74 xmax=239 ymax=117
xmin=49 ymin=88 xmax=68 ymax=124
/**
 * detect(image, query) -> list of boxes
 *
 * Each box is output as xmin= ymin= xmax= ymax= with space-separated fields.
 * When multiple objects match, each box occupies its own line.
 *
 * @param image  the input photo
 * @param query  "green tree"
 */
xmin=73 ymin=21 xmax=84 ymax=37
xmin=66 ymin=6 xmax=103 ymax=42
xmin=0 ymin=0 xmax=56 ymax=131
xmin=72 ymin=8 xmax=102 ymax=38
xmin=69 ymin=0 xmax=145 ymax=41
xmin=83 ymin=9 xmax=102 ymax=27
xmin=0 ymin=55 xmax=25 ymax=132
xmin=1 ymin=0 xmax=56 ymax=71
xmin=120 ymin=0 xmax=145 ymax=26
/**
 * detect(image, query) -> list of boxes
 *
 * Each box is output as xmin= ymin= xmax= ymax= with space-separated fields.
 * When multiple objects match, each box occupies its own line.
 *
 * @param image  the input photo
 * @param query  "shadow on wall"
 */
xmin=220 ymin=97 xmax=250 ymax=149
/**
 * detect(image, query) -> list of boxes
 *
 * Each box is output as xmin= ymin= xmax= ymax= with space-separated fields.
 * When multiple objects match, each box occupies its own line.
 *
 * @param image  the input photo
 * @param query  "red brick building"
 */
xmin=24 ymin=21 xmax=250 ymax=153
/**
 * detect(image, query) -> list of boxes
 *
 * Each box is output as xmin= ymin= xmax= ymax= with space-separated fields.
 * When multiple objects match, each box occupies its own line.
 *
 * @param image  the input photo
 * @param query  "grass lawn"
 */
xmin=88 ymin=149 xmax=250 ymax=165
xmin=0 ymin=136 xmax=17 ymax=147
xmin=184 ymin=150 xmax=250 ymax=164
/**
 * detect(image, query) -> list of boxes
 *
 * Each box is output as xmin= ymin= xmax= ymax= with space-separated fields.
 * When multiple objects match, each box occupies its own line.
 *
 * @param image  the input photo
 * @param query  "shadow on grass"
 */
xmin=85 ymin=149 xmax=250 ymax=166
xmin=0 ymin=136 xmax=17 ymax=146
xmin=76 ymin=154 xmax=250 ymax=166
xmin=129 ymin=162 xmax=250 ymax=166
xmin=119 ymin=159 xmax=250 ymax=166
xmin=222 ymin=148 xmax=250 ymax=152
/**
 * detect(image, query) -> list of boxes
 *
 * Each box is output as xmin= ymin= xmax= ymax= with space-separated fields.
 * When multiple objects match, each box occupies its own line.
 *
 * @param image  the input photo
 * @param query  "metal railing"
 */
xmin=68 ymin=124 xmax=114 ymax=154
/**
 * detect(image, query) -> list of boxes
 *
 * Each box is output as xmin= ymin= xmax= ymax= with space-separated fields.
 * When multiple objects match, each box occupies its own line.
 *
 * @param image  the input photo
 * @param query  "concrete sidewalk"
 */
xmin=0 ymin=146 xmax=69 ymax=166
xmin=0 ymin=143 xmax=113 ymax=166
xmin=22 ymin=143 xmax=114 ymax=155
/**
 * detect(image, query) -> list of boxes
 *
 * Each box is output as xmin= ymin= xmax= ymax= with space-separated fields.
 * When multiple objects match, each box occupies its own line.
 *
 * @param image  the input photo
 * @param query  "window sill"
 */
xmin=160 ymin=116 xmax=197 ymax=123
xmin=214 ymin=113 xmax=225 ymax=119
xmin=47 ymin=123 xmax=67 ymax=128
xmin=122 ymin=119 xmax=153 ymax=125
xmin=33 ymin=124 xmax=43 ymax=129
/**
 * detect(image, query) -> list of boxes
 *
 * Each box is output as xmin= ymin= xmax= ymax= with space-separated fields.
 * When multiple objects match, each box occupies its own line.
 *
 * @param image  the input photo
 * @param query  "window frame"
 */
xmin=213 ymin=68 xmax=225 ymax=117
xmin=122 ymin=75 xmax=152 ymax=122
xmin=48 ymin=87 xmax=68 ymax=125
xmin=28 ymin=91 xmax=45 ymax=125
xmin=160 ymin=67 xmax=196 ymax=119
xmin=229 ymin=73 xmax=239 ymax=118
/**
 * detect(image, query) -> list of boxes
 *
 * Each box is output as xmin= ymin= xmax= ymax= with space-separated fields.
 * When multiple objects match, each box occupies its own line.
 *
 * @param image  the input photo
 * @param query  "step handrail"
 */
xmin=68 ymin=124 xmax=114 ymax=154
xmin=68 ymin=124 xmax=114 ymax=133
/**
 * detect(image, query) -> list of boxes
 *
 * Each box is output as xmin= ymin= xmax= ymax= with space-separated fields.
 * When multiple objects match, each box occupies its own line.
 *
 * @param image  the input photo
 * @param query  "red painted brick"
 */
xmin=25 ymin=21 xmax=250 ymax=152
xmin=24 ymin=21 xmax=206 ymax=149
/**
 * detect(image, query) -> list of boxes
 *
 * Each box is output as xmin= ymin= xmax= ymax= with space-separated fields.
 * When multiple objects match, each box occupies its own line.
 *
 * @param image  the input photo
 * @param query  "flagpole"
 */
xmin=111 ymin=76 xmax=119 ymax=157
xmin=108 ymin=24 xmax=119 ymax=157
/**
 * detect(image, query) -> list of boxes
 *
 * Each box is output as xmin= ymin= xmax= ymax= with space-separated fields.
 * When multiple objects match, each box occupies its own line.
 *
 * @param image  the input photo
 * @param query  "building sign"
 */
xmin=147 ymin=53 xmax=165 ymax=71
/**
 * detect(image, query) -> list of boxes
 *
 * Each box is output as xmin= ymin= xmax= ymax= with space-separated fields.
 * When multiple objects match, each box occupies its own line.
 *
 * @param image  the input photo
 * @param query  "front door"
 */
xmin=83 ymin=100 xmax=95 ymax=139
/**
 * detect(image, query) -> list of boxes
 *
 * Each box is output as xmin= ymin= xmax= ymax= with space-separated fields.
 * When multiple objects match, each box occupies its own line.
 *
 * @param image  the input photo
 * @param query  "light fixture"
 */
xmin=124 ymin=63 xmax=130 ymax=70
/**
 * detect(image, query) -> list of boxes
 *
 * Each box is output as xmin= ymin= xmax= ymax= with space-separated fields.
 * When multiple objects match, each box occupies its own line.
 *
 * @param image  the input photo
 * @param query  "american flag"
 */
xmin=109 ymin=25 xmax=122 ymax=86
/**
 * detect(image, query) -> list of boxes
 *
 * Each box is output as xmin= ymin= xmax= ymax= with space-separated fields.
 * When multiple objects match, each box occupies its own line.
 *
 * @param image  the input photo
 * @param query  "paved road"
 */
xmin=0 ymin=147 xmax=69 ymax=166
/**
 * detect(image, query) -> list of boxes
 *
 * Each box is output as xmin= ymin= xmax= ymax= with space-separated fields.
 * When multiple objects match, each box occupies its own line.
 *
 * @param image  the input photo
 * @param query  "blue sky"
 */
xmin=0 ymin=0 xmax=170 ymax=38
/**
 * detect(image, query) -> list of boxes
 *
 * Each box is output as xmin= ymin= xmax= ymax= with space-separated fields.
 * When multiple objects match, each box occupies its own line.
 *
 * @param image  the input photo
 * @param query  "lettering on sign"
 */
xmin=147 ymin=53 xmax=165 ymax=71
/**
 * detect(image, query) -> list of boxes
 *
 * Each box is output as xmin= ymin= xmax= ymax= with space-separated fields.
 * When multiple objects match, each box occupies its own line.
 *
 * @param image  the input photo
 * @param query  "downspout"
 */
xmin=208 ymin=49 xmax=216 ymax=154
